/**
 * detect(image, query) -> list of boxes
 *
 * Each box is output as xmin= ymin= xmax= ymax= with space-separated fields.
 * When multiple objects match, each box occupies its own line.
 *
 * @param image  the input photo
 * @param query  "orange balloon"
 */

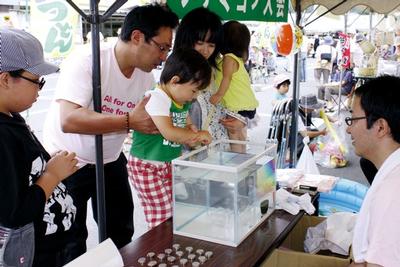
xmin=276 ymin=23 xmax=294 ymax=56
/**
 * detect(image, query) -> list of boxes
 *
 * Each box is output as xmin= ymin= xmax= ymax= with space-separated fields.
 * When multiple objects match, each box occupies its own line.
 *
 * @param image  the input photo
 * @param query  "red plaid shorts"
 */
xmin=127 ymin=156 xmax=172 ymax=228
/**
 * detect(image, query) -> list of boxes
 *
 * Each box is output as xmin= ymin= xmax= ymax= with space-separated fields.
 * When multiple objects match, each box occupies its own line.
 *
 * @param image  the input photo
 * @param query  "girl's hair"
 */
xmin=221 ymin=21 xmax=250 ymax=61
xmin=173 ymin=7 xmax=223 ymax=69
xmin=160 ymin=48 xmax=211 ymax=90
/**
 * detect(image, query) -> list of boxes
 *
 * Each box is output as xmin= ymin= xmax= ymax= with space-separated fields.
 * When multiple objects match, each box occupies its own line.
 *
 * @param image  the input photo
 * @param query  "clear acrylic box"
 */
xmin=172 ymin=140 xmax=277 ymax=247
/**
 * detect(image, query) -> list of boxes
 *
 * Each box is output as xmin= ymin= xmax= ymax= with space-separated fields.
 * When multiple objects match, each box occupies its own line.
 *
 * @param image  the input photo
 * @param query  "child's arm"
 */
xmin=185 ymin=115 xmax=198 ymax=132
xmin=210 ymin=56 xmax=239 ymax=105
xmin=299 ymin=129 xmax=327 ymax=139
xmin=36 ymin=151 xmax=78 ymax=199
xmin=151 ymin=115 xmax=212 ymax=145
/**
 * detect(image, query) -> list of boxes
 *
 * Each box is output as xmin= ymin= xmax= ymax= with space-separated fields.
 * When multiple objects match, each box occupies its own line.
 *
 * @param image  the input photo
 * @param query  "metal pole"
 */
xmin=369 ymin=10 xmax=373 ymax=42
xmin=289 ymin=0 xmax=302 ymax=167
xmin=89 ymin=0 xmax=107 ymax=243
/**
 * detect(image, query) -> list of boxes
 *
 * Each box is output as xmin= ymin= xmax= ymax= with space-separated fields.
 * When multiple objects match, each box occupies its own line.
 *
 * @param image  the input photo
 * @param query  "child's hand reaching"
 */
xmin=37 ymin=151 xmax=79 ymax=199
xmin=186 ymin=123 xmax=198 ymax=132
xmin=320 ymin=129 xmax=328 ymax=136
xmin=210 ymin=93 xmax=222 ymax=105
xmin=195 ymin=130 xmax=212 ymax=145
xmin=46 ymin=151 xmax=79 ymax=182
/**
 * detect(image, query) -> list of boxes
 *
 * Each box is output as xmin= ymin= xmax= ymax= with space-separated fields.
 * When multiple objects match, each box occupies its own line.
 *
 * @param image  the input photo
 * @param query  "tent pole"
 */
xmin=89 ymin=0 xmax=107 ymax=243
xmin=66 ymin=0 xmax=127 ymax=243
xmin=369 ymin=10 xmax=373 ymax=42
xmin=289 ymin=0 xmax=302 ymax=167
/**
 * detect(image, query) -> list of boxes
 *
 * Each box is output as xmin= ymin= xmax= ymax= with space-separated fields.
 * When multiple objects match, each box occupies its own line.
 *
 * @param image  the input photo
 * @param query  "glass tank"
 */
xmin=172 ymin=140 xmax=277 ymax=247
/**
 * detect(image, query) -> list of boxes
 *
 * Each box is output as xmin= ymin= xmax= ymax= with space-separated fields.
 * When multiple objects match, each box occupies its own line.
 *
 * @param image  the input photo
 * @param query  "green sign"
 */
xmin=167 ymin=0 xmax=289 ymax=22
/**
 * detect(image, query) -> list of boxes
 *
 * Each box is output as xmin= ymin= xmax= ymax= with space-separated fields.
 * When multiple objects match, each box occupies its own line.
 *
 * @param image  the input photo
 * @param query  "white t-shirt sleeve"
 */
xmin=55 ymin=47 xmax=93 ymax=108
xmin=145 ymin=88 xmax=171 ymax=117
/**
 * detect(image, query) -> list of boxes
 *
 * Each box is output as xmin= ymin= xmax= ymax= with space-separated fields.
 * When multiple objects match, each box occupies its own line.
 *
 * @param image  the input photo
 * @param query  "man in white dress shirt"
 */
xmin=346 ymin=75 xmax=400 ymax=267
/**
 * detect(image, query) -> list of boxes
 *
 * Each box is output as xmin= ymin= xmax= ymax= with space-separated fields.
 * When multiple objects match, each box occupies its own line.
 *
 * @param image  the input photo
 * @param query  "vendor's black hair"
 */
xmin=355 ymin=75 xmax=400 ymax=143
xmin=120 ymin=4 xmax=178 ymax=42
xmin=160 ymin=48 xmax=211 ymax=91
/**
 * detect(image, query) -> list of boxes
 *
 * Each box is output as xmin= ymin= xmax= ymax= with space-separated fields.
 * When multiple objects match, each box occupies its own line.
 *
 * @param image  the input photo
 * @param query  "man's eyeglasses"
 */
xmin=150 ymin=38 xmax=171 ymax=54
xmin=16 ymin=74 xmax=46 ymax=90
xmin=345 ymin=116 xmax=367 ymax=126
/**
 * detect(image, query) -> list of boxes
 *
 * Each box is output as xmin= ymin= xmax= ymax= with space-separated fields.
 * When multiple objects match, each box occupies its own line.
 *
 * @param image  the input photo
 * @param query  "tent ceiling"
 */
xmin=291 ymin=0 xmax=400 ymax=15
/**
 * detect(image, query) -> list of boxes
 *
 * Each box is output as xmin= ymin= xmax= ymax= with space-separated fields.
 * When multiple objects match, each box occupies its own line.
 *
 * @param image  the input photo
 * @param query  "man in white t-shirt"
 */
xmin=42 ymin=4 xmax=178 ymax=264
xmin=346 ymin=76 xmax=400 ymax=267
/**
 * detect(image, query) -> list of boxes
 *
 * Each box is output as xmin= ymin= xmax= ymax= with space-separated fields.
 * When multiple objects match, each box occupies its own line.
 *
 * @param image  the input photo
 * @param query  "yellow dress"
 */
xmin=215 ymin=53 xmax=259 ymax=112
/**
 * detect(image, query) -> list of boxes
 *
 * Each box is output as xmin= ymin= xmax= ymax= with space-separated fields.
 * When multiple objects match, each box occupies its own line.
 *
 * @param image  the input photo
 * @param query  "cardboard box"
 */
xmin=261 ymin=216 xmax=350 ymax=267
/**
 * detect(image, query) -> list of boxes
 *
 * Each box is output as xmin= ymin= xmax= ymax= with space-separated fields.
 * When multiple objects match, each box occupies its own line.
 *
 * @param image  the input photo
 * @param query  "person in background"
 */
xmin=264 ymin=49 xmax=277 ymax=75
xmin=391 ymin=36 xmax=400 ymax=61
xmin=42 ymin=4 xmax=178 ymax=263
xmin=128 ymin=48 xmax=212 ymax=228
xmin=299 ymin=35 xmax=309 ymax=82
xmin=173 ymin=7 xmax=229 ymax=142
xmin=314 ymin=35 xmax=336 ymax=85
xmin=298 ymin=95 xmax=328 ymax=139
xmin=347 ymin=75 xmax=400 ymax=267
xmin=313 ymin=34 xmax=320 ymax=58
xmin=296 ymin=94 xmax=328 ymax=155
xmin=0 ymin=28 xmax=78 ymax=267
xmin=318 ymin=65 xmax=354 ymax=108
xmin=210 ymin=21 xmax=259 ymax=152
xmin=272 ymin=74 xmax=290 ymax=106
xmin=351 ymin=33 xmax=365 ymax=68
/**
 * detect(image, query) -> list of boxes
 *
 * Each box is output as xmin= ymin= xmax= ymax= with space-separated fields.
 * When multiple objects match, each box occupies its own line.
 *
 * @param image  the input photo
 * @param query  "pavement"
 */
xmin=25 ymin=56 xmax=367 ymax=251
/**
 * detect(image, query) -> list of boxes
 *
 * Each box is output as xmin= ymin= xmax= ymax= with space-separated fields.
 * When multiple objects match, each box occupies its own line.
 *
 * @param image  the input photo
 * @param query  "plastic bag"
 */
xmin=314 ymin=122 xmax=348 ymax=168
xmin=296 ymin=137 xmax=320 ymax=175
xmin=314 ymin=137 xmax=347 ymax=168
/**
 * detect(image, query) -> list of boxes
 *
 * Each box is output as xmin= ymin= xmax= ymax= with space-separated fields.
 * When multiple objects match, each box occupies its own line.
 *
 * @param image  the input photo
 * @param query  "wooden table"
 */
xmin=120 ymin=194 xmax=318 ymax=267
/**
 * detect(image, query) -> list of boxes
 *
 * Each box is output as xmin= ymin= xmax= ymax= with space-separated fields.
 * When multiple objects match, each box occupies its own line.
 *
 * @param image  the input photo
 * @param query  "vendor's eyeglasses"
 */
xmin=16 ymin=74 xmax=46 ymax=90
xmin=345 ymin=116 xmax=367 ymax=126
xmin=150 ymin=38 xmax=171 ymax=54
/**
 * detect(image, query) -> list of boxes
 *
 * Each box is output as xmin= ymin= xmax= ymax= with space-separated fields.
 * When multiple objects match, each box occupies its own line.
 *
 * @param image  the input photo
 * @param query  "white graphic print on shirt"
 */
xmin=30 ymin=156 xmax=76 ymax=235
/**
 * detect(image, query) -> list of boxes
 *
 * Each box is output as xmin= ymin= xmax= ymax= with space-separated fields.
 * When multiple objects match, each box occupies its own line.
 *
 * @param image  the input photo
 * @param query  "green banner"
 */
xmin=167 ymin=0 xmax=289 ymax=22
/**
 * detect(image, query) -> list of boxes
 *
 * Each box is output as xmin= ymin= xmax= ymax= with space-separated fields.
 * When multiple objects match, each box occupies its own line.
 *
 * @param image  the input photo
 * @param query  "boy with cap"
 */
xmin=271 ymin=74 xmax=291 ymax=107
xmin=0 ymin=28 xmax=78 ymax=266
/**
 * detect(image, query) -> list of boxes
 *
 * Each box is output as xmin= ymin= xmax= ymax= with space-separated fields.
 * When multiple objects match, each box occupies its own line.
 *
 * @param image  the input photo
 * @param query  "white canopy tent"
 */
xmin=293 ymin=0 xmax=400 ymax=15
